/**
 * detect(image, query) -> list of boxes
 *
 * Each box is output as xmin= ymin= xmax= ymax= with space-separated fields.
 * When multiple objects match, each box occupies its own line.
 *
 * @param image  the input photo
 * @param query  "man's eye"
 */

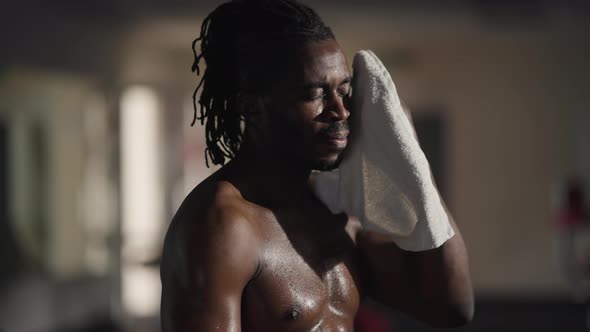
xmin=338 ymin=89 xmax=351 ymax=97
xmin=306 ymin=89 xmax=325 ymax=100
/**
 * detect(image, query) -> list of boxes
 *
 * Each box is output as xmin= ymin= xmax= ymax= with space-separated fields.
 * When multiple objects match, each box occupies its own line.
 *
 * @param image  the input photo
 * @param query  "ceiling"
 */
xmin=1 ymin=0 xmax=588 ymax=84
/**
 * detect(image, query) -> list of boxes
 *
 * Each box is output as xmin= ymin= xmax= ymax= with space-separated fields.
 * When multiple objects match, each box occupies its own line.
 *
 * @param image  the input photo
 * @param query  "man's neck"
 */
xmin=224 ymin=146 xmax=313 ymax=208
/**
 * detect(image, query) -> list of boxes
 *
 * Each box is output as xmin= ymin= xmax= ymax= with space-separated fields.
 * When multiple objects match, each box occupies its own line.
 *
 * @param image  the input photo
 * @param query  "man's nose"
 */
xmin=325 ymin=93 xmax=350 ymax=121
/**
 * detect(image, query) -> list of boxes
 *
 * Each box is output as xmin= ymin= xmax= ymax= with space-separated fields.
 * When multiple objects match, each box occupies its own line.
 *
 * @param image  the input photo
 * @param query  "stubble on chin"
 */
xmin=311 ymin=153 xmax=343 ymax=172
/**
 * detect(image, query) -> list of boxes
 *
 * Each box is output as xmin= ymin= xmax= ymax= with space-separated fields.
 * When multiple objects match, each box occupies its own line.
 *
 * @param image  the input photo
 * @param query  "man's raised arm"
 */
xmin=161 ymin=199 xmax=259 ymax=332
xmin=357 ymin=104 xmax=474 ymax=327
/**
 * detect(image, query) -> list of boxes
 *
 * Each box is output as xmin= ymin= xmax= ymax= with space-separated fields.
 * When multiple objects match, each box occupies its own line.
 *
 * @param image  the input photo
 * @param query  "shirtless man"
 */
xmin=160 ymin=1 xmax=474 ymax=331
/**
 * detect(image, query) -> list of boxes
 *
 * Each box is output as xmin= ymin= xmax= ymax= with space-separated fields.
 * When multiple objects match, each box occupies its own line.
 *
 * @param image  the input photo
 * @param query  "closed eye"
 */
xmin=337 ymin=88 xmax=351 ymax=97
xmin=302 ymin=77 xmax=351 ymax=101
xmin=337 ymin=79 xmax=351 ymax=96
xmin=305 ymin=88 xmax=326 ymax=100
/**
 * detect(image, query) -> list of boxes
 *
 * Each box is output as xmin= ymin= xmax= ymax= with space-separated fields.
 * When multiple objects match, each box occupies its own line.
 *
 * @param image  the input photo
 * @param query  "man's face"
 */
xmin=267 ymin=39 xmax=352 ymax=171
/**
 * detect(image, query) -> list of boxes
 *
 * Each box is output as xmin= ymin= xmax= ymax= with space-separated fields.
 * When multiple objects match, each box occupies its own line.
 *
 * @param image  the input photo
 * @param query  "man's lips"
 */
xmin=322 ymin=131 xmax=349 ymax=140
xmin=318 ymin=131 xmax=349 ymax=149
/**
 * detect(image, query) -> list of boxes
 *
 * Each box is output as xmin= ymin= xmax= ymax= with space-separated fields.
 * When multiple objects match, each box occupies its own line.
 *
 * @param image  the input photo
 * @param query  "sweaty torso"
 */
xmin=162 ymin=176 xmax=364 ymax=332
xmin=240 ymin=196 xmax=363 ymax=332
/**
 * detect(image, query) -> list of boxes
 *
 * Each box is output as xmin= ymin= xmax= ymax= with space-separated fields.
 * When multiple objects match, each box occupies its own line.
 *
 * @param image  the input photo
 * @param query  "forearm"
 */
xmin=359 ymin=206 xmax=473 ymax=327
xmin=403 ymin=104 xmax=473 ymax=324
xmin=405 ymin=211 xmax=474 ymax=326
xmin=358 ymin=102 xmax=473 ymax=325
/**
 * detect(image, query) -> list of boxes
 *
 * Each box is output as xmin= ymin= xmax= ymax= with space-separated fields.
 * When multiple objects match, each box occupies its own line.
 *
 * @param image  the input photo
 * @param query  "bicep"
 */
xmin=162 ymin=211 xmax=259 ymax=332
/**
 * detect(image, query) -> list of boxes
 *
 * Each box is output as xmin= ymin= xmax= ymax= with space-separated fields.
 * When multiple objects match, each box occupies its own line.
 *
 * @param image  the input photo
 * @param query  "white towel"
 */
xmin=311 ymin=50 xmax=454 ymax=251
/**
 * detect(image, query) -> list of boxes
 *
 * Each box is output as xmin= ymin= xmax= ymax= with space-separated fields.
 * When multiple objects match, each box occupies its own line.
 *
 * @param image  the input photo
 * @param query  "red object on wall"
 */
xmin=554 ymin=180 xmax=589 ymax=229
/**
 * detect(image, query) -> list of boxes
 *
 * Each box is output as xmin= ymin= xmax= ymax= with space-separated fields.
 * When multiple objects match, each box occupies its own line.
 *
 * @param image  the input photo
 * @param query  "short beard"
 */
xmin=312 ymin=153 xmax=343 ymax=172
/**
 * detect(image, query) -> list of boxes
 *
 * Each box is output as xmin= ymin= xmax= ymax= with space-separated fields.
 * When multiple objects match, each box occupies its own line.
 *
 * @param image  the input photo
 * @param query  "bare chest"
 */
xmin=241 ymin=209 xmax=362 ymax=331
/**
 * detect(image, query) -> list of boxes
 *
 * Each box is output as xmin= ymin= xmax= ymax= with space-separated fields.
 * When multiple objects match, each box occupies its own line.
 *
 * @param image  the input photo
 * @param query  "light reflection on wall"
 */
xmin=80 ymin=93 xmax=117 ymax=275
xmin=120 ymin=86 xmax=163 ymax=317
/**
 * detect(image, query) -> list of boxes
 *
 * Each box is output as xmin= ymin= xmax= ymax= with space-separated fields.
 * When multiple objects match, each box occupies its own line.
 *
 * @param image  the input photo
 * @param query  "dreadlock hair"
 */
xmin=191 ymin=0 xmax=335 ymax=167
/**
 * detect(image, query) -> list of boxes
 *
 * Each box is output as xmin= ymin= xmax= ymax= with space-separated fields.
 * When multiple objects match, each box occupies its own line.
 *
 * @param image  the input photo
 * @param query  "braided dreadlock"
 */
xmin=191 ymin=0 xmax=335 ymax=167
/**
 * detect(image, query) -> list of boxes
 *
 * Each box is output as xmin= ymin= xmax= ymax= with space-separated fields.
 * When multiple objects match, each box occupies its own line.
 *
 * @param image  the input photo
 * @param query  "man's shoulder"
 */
xmin=162 ymin=178 xmax=260 ymax=280
xmin=173 ymin=176 xmax=257 ymax=237
xmin=202 ymin=180 xmax=258 ymax=235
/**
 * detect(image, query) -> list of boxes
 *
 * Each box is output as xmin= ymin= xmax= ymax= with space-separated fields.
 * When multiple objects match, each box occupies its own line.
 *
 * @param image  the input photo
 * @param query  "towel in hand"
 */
xmin=311 ymin=50 xmax=454 ymax=251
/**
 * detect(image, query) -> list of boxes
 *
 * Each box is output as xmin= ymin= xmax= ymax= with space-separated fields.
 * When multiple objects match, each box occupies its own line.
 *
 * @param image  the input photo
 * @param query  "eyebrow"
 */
xmin=302 ymin=76 xmax=352 ymax=90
